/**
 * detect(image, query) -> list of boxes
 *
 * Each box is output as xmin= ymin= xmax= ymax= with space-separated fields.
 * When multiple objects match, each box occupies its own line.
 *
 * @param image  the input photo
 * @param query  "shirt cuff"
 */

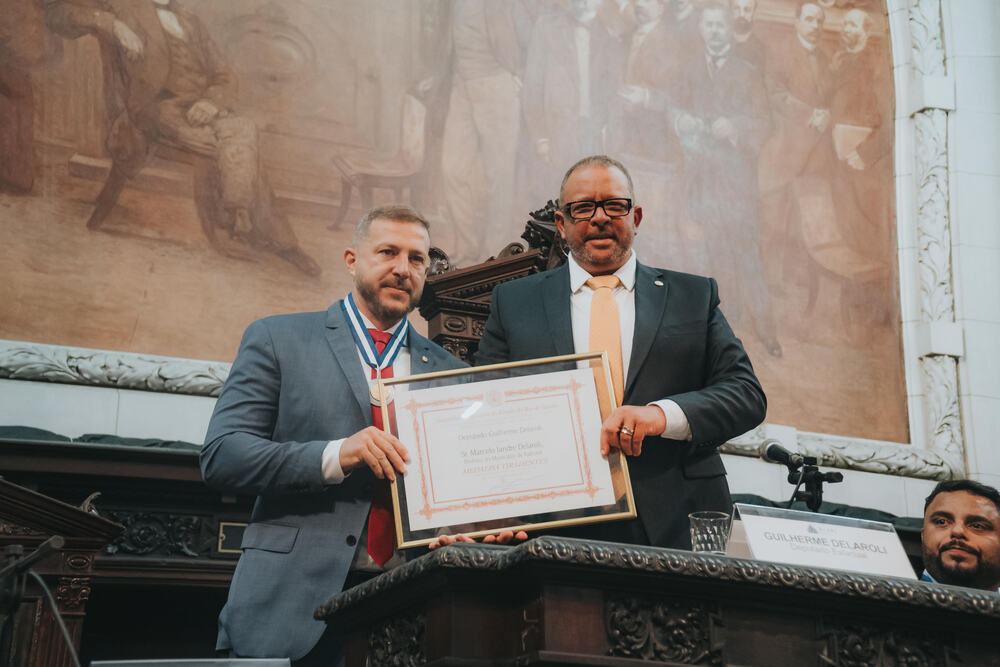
xmin=322 ymin=439 xmax=347 ymax=484
xmin=650 ymin=400 xmax=692 ymax=441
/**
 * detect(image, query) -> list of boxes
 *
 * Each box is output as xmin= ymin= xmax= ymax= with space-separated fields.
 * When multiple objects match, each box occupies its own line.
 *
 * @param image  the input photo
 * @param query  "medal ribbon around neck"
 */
xmin=341 ymin=293 xmax=408 ymax=376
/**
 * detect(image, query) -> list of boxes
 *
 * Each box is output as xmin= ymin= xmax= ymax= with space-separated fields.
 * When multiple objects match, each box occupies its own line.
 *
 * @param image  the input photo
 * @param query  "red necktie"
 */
xmin=366 ymin=328 xmax=395 ymax=567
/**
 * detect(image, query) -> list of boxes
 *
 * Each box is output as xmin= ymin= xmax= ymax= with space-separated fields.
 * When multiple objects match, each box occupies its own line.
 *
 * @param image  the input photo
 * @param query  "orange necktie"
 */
xmin=586 ymin=275 xmax=624 ymax=410
xmin=366 ymin=329 xmax=395 ymax=567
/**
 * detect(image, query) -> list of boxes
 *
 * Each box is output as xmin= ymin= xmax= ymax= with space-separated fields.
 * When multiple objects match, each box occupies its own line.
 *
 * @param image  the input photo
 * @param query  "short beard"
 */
xmin=567 ymin=236 xmax=632 ymax=273
xmin=355 ymin=278 xmax=419 ymax=326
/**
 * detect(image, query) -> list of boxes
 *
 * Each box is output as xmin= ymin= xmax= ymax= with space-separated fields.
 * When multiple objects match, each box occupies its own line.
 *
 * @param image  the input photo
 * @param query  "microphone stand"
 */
xmin=784 ymin=457 xmax=844 ymax=512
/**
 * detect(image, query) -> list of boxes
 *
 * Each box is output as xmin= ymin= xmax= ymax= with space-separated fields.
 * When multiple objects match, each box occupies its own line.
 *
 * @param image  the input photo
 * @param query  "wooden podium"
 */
xmin=0 ymin=478 xmax=122 ymax=667
xmin=316 ymin=537 xmax=1000 ymax=666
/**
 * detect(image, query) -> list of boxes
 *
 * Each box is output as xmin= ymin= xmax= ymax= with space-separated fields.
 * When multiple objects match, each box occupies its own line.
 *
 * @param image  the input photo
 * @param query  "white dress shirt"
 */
xmin=567 ymin=252 xmax=692 ymax=441
xmin=321 ymin=313 xmax=410 ymax=483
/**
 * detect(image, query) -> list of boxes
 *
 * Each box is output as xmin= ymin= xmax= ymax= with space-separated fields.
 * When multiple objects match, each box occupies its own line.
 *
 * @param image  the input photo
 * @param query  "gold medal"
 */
xmin=369 ymin=379 xmax=393 ymax=407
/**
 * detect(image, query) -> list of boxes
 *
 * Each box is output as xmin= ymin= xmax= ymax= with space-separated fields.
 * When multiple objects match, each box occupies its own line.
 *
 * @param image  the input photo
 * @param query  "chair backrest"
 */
xmin=397 ymin=93 xmax=427 ymax=170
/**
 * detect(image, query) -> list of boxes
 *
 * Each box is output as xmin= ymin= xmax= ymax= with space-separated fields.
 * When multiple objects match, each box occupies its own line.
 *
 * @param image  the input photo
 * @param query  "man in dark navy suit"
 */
xmin=475 ymin=155 xmax=766 ymax=550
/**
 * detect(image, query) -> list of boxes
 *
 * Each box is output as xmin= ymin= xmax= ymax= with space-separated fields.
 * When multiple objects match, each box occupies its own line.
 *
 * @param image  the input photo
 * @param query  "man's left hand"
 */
xmin=601 ymin=405 xmax=666 ymax=457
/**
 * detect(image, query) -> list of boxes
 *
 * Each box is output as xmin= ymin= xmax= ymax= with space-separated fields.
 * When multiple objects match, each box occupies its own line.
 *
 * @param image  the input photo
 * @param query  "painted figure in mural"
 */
xmin=829 ymin=7 xmax=895 ymax=326
xmin=673 ymin=2 xmax=781 ymax=357
xmin=44 ymin=0 xmax=321 ymax=276
xmin=475 ymin=155 xmax=766 ymax=549
xmin=0 ymin=0 xmax=47 ymax=194
xmin=757 ymin=1 xmax=833 ymax=293
xmin=520 ymin=0 xmax=625 ymax=208
xmin=921 ymin=480 xmax=1000 ymax=592
xmin=730 ymin=0 xmax=766 ymax=71
xmin=614 ymin=0 xmax=682 ymax=164
xmin=201 ymin=206 xmax=469 ymax=663
xmin=439 ymin=0 xmax=530 ymax=267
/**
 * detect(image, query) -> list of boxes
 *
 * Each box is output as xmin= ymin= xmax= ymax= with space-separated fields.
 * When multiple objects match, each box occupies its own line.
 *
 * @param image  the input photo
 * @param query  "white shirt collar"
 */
xmin=567 ymin=251 xmax=637 ymax=294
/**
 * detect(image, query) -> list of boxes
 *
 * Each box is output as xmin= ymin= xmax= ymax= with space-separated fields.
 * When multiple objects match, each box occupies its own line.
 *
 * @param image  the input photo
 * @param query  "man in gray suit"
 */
xmin=475 ymin=155 xmax=766 ymax=550
xmin=201 ymin=205 xmax=467 ymax=664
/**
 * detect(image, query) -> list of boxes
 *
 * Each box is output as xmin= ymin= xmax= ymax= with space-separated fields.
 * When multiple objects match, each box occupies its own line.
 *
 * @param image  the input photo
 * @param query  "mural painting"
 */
xmin=0 ymin=0 xmax=905 ymax=442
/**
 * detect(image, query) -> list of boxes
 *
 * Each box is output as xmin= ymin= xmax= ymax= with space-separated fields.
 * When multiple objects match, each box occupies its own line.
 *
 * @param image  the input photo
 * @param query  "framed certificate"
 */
xmin=376 ymin=352 xmax=636 ymax=548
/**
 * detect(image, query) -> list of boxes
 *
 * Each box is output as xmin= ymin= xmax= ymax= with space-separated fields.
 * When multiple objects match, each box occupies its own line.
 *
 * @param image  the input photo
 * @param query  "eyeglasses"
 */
xmin=561 ymin=198 xmax=633 ymax=221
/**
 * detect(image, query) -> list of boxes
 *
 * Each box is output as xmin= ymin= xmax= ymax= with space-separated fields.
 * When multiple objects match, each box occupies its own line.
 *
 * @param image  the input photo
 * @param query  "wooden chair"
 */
xmin=329 ymin=93 xmax=427 ymax=229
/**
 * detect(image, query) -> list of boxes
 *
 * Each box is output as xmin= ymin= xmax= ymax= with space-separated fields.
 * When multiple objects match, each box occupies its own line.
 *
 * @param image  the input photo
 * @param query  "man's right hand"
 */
xmin=339 ymin=426 xmax=409 ymax=481
xmin=113 ymin=20 xmax=144 ymax=61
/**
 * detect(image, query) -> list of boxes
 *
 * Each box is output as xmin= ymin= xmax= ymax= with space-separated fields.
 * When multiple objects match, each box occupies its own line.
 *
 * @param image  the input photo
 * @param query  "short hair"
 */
xmin=796 ymin=0 xmax=824 ymax=20
xmin=558 ymin=155 xmax=635 ymax=206
xmin=702 ymin=0 xmax=731 ymax=17
xmin=352 ymin=204 xmax=430 ymax=245
xmin=924 ymin=479 xmax=1000 ymax=515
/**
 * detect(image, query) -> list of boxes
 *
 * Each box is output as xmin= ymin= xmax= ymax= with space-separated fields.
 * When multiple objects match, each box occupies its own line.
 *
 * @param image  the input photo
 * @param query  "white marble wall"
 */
xmin=946 ymin=0 xmax=1000 ymax=492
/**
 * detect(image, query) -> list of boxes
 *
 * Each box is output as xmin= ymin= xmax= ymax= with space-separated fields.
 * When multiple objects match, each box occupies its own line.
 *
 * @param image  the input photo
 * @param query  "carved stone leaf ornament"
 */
xmin=0 ymin=341 xmax=229 ymax=396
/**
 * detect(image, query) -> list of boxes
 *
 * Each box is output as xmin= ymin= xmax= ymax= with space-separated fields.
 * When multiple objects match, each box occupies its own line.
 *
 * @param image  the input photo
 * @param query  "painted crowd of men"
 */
xmin=434 ymin=0 xmax=891 ymax=355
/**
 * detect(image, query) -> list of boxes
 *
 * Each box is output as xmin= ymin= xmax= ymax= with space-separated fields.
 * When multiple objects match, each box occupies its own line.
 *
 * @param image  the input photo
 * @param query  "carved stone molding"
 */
xmin=721 ymin=428 xmax=954 ymax=480
xmin=909 ymin=0 xmax=946 ymax=77
xmin=0 ymin=340 xmax=229 ymax=397
xmin=606 ymin=596 xmax=722 ymax=664
xmin=819 ymin=619 xmax=954 ymax=667
xmin=316 ymin=538 xmax=1000 ymax=621
xmin=367 ymin=610 xmax=425 ymax=666
xmin=907 ymin=0 xmax=965 ymax=478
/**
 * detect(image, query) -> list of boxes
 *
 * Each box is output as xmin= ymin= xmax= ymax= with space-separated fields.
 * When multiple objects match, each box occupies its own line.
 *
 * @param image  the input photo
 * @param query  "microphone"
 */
xmin=759 ymin=441 xmax=806 ymax=471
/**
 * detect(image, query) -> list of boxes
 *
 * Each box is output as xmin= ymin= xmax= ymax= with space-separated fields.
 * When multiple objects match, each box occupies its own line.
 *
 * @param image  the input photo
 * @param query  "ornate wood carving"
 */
xmin=104 ymin=511 xmax=214 ymax=558
xmin=316 ymin=537 xmax=1000 ymax=621
xmin=54 ymin=576 xmax=91 ymax=612
xmin=367 ymin=610 xmax=425 ymax=666
xmin=606 ymin=596 xmax=722 ymax=664
xmin=819 ymin=619 xmax=954 ymax=667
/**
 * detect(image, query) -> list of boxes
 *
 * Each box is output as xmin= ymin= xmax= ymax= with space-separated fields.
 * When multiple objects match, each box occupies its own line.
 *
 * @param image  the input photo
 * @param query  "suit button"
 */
xmin=346 ymin=535 xmax=357 ymax=547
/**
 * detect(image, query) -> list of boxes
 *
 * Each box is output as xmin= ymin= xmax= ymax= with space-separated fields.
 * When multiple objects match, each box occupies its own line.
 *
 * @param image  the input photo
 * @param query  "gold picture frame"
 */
xmin=376 ymin=352 xmax=636 ymax=548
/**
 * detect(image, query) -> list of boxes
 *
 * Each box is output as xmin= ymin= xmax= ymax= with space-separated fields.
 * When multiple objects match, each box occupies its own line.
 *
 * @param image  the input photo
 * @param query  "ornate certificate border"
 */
xmin=379 ymin=353 xmax=636 ymax=548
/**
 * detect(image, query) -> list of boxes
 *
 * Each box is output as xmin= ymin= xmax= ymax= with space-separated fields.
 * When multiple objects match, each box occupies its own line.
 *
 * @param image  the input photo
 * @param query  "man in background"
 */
xmin=921 ymin=480 xmax=1000 ymax=592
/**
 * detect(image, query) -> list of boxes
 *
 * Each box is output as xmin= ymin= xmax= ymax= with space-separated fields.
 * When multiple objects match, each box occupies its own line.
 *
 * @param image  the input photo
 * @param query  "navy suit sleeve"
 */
xmin=668 ymin=278 xmax=766 ymax=447
xmin=200 ymin=319 xmax=328 ymax=496
xmin=473 ymin=284 xmax=511 ymax=366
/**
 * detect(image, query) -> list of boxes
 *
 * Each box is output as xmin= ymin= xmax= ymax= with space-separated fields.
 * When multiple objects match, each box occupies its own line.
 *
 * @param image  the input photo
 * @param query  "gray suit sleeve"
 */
xmin=200 ymin=319 xmax=328 ymax=496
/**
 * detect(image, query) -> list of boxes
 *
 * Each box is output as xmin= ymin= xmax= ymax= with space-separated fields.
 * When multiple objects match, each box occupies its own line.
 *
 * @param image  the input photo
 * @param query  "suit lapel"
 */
xmin=626 ymin=263 xmax=669 ymax=396
xmin=542 ymin=265 xmax=575 ymax=356
xmin=324 ymin=302 xmax=371 ymax=417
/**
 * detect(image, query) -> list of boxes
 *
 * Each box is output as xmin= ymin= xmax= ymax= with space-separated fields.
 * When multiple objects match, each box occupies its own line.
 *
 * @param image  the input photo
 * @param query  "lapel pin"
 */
xmin=654 ymin=279 xmax=664 ymax=287
xmin=421 ymin=355 xmax=429 ymax=363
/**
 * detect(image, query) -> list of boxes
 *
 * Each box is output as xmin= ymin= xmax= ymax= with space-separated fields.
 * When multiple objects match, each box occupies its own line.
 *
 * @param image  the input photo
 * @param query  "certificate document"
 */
xmin=396 ymin=367 xmax=616 ymax=531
